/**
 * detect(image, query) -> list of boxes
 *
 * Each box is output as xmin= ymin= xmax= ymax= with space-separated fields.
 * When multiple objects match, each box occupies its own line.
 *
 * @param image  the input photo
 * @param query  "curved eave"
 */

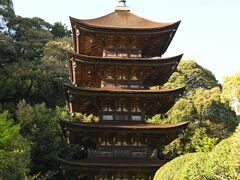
xmin=70 ymin=16 xmax=180 ymax=34
xmin=67 ymin=51 xmax=183 ymax=66
xmin=64 ymin=83 xmax=186 ymax=96
xmin=58 ymin=158 xmax=167 ymax=169
xmin=60 ymin=119 xmax=189 ymax=131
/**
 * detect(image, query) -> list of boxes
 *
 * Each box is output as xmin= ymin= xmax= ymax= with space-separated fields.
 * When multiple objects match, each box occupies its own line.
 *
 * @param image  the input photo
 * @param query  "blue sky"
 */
xmin=12 ymin=0 xmax=240 ymax=82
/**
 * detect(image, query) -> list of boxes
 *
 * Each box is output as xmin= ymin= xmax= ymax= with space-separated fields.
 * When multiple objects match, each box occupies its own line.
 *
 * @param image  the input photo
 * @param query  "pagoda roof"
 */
xmin=67 ymin=51 xmax=183 ymax=66
xmin=58 ymin=157 xmax=167 ymax=169
xmin=60 ymin=119 xmax=189 ymax=131
xmin=60 ymin=120 xmax=189 ymax=147
xmin=64 ymin=83 xmax=185 ymax=96
xmin=70 ymin=10 xmax=180 ymax=33
xmin=64 ymin=84 xmax=185 ymax=115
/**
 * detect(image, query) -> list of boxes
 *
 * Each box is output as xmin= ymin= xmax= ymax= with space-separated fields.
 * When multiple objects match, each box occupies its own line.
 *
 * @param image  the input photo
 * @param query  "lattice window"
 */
xmin=103 ymin=50 xmax=116 ymax=57
xmin=117 ymin=52 xmax=128 ymax=58
xmin=132 ymin=115 xmax=142 ymax=121
xmin=117 ymin=84 xmax=128 ymax=88
xmin=130 ymin=53 xmax=141 ymax=58
xmin=130 ymin=85 xmax=139 ymax=89
xmin=102 ymin=115 xmax=113 ymax=120
xmin=116 ymin=114 xmax=129 ymax=121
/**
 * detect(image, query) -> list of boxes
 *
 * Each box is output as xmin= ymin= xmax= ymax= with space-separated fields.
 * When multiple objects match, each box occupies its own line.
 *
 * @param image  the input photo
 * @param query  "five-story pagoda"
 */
xmin=59 ymin=1 xmax=189 ymax=179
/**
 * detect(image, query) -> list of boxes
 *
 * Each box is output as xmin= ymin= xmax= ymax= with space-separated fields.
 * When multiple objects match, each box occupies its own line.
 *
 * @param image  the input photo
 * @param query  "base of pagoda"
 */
xmin=58 ymin=157 xmax=167 ymax=180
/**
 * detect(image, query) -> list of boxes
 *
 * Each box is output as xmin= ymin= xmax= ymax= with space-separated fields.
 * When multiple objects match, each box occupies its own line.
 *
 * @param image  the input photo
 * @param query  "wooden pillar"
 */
xmin=72 ymin=25 xmax=77 ymax=52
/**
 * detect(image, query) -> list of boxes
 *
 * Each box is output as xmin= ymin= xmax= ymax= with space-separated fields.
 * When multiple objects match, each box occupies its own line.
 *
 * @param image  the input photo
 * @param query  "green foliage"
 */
xmin=191 ymin=87 xmax=237 ymax=131
xmin=0 ymin=38 xmax=72 ymax=110
xmin=222 ymin=71 xmax=240 ymax=112
xmin=163 ymin=60 xmax=219 ymax=92
xmin=0 ymin=37 xmax=73 ymax=108
xmin=16 ymin=101 xmax=62 ymax=174
xmin=161 ymin=126 xmax=218 ymax=160
xmin=58 ymin=108 xmax=99 ymax=123
xmin=16 ymin=101 xmax=85 ymax=175
xmin=42 ymin=37 xmax=72 ymax=61
xmin=41 ymin=37 xmax=72 ymax=82
xmin=0 ymin=0 xmax=15 ymax=31
xmin=0 ymin=0 xmax=15 ymax=17
xmin=154 ymin=153 xmax=208 ymax=180
xmin=0 ymin=32 xmax=17 ymax=64
xmin=7 ymin=16 xmax=51 ymax=40
xmin=205 ymin=125 xmax=240 ymax=179
xmin=154 ymin=125 xmax=240 ymax=180
xmin=0 ymin=61 xmax=61 ymax=107
xmin=0 ymin=111 xmax=30 ymax=179
xmin=51 ymin=22 xmax=71 ymax=39
xmin=7 ymin=16 xmax=53 ymax=60
xmin=150 ymin=87 xmax=238 ymax=158
xmin=149 ymin=61 xmax=238 ymax=158
xmin=184 ymin=127 xmax=218 ymax=153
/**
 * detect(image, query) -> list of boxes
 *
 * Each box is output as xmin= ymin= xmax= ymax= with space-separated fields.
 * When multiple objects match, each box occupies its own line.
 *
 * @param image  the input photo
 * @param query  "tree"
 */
xmin=39 ymin=37 xmax=72 ymax=106
xmin=51 ymin=22 xmax=71 ymax=39
xmin=154 ymin=125 xmax=240 ymax=180
xmin=154 ymin=153 xmax=209 ymax=180
xmin=7 ymin=16 xmax=53 ymax=60
xmin=153 ymin=87 xmax=238 ymax=159
xmin=41 ymin=37 xmax=72 ymax=81
xmin=0 ymin=0 xmax=15 ymax=31
xmin=0 ymin=32 xmax=17 ymax=64
xmin=0 ymin=61 xmax=58 ymax=108
xmin=222 ymin=71 xmax=240 ymax=112
xmin=0 ymin=111 xmax=30 ymax=179
xmin=163 ymin=60 xmax=220 ymax=93
xmin=16 ymin=101 xmax=82 ymax=176
xmin=148 ymin=60 xmax=238 ymax=158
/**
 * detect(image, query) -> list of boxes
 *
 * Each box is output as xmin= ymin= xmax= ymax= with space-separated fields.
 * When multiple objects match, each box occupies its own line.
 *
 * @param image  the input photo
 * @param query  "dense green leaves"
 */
xmin=0 ymin=0 xmax=15 ymax=18
xmin=222 ymin=71 xmax=240 ymax=112
xmin=154 ymin=153 xmax=208 ymax=180
xmin=0 ymin=111 xmax=30 ymax=179
xmin=163 ymin=60 xmax=219 ymax=92
xmin=0 ymin=37 xmax=73 ymax=109
xmin=41 ymin=37 xmax=72 ymax=82
xmin=149 ymin=61 xmax=238 ymax=159
xmin=7 ymin=16 xmax=53 ymax=59
xmin=15 ymin=101 xmax=88 ymax=178
xmin=16 ymin=101 xmax=73 ymax=175
xmin=0 ymin=61 xmax=58 ymax=107
xmin=0 ymin=0 xmax=15 ymax=31
xmin=0 ymin=32 xmax=17 ymax=63
xmin=51 ymin=22 xmax=71 ymax=39
xmin=154 ymin=125 xmax=240 ymax=180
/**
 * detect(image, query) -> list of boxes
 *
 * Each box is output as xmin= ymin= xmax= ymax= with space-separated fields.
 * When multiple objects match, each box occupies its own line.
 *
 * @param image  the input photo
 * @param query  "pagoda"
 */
xmin=59 ymin=1 xmax=189 ymax=179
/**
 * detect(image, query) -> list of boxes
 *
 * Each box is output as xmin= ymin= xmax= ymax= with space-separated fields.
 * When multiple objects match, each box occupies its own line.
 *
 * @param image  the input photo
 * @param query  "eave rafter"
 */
xmin=70 ymin=13 xmax=180 ymax=57
xmin=67 ymin=51 xmax=183 ymax=87
xmin=59 ymin=119 xmax=189 ymax=149
xmin=64 ymin=83 xmax=185 ymax=116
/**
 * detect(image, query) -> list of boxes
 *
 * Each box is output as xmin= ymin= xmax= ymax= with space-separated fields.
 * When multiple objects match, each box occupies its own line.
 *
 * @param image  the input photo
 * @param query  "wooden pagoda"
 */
xmin=59 ymin=1 xmax=188 ymax=179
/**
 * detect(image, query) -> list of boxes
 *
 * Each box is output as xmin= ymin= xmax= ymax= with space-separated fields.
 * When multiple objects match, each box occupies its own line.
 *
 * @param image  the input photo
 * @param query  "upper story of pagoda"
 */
xmin=65 ymin=1 xmax=185 ymax=121
xmin=70 ymin=5 xmax=180 ymax=58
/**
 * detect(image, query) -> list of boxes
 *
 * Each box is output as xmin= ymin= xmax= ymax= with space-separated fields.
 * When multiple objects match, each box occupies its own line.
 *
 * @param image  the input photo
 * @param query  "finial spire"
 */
xmin=116 ymin=0 xmax=129 ymax=11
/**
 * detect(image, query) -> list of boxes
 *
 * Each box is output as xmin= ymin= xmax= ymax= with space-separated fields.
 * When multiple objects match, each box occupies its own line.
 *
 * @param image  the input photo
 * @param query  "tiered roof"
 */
xmin=59 ymin=1 xmax=188 ymax=179
xmin=64 ymin=84 xmax=185 ymax=116
xmin=70 ymin=10 xmax=180 ymax=30
xmin=70 ymin=10 xmax=180 ymax=57
xmin=67 ymin=51 xmax=182 ymax=87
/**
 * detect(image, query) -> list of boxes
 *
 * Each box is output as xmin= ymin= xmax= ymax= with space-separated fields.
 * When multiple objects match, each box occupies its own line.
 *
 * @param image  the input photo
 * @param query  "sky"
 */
xmin=12 ymin=0 xmax=240 ymax=82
